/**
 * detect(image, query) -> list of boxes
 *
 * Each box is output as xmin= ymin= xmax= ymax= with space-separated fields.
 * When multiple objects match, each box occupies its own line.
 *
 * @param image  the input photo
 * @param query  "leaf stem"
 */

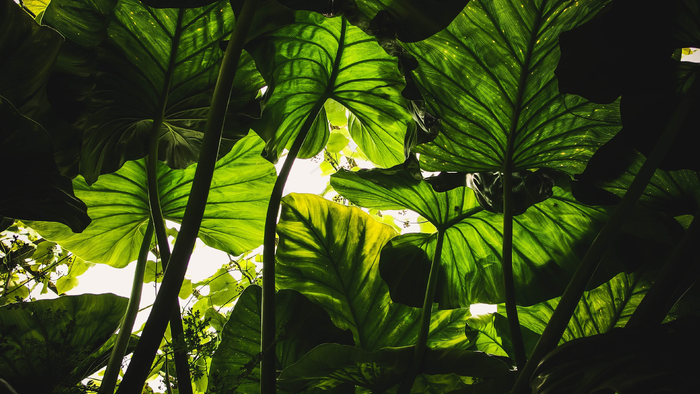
xmin=99 ymin=220 xmax=153 ymax=394
xmin=115 ymin=1 xmax=257 ymax=391
xmin=502 ymin=171 xmax=527 ymax=370
xmin=397 ymin=229 xmax=445 ymax=394
xmin=261 ymin=96 xmax=327 ymax=394
xmin=510 ymin=77 xmax=697 ymax=394
xmin=627 ymin=211 xmax=700 ymax=327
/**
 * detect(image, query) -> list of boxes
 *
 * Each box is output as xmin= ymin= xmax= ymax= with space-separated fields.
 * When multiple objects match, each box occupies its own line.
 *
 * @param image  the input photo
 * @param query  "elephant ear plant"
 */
xmin=1 ymin=0 xmax=700 ymax=393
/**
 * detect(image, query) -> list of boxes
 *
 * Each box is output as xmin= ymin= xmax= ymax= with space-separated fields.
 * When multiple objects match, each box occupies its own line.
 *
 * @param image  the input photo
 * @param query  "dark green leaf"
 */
xmin=512 ymin=270 xmax=653 ymax=343
xmin=276 ymin=193 xmax=471 ymax=350
xmin=0 ymin=294 xmax=128 ymax=393
xmin=531 ymin=317 xmax=700 ymax=394
xmin=404 ymin=0 xmax=620 ymax=174
xmin=464 ymin=313 xmax=540 ymax=364
xmin=44 ymin=0 xmax=264 ymax=183
xmin=247 ymin=11 xmax=412 ymax=167
xmin=140 ymin=0 xmax=220 ymax=8
xmin=0 ymin=97 xmax=90 ymax=233
xmin=0 ymin=0 xmax=62 ymax=115
xmin=207 ymin=285 xmax=353 ymax=394
xmin=277 ymin=345 xmax=511 ymax=392
xmin=26 ymin=132 xmax=275 ymax=267
xmin=331 ymin=164 xmax=676 ymax=308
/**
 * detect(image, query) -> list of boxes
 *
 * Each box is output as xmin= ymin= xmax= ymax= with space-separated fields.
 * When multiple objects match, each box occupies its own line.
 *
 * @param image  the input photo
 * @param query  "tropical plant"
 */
xmin=1 ymin=0 xmax=699 ymax=393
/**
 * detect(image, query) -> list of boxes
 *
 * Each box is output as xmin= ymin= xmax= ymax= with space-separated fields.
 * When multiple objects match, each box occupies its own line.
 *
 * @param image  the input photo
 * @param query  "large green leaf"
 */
xmin=277 ymin=345 xmax=511 ymax=393
xmin=404 ymin=0 xmax=620 ymax=174
xmin=331 ymin=164 xmax=676 ymax=308
xmin=27 ymin=132 xmax=275 ymax=268
xmin=0 ymin=97 xmax=90 ymax=233
xmin=276 ymin=193 xmax=471 ymax=351
xmin=0 ymin=294 xmax=128 ymax=393
xmin=0 ymin=0 xmax=62 ymax=115
xmin=247 ymin=11 xmax=413 ymax=167
xmin=207 ymin=285 xmax=353 ymax=394
xmin=43 ymin=0 xmax=264 ymax=183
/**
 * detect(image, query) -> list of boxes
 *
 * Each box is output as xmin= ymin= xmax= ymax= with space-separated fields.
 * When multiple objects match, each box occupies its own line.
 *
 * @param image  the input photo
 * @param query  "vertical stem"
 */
xmin=502 ymin=171 xmax=527 ymax=370
xmin=510 ymin=79 xmax=696 ymax=394
xmin=99 ymin=220 xmax=154 ymax=394
xmin=260 ymin=98 xmax=326 ymax=394
xmin=397 ymin=230 xmax=445 ymax=394
xmin=116 ymin=2 xmax=257 ymax=392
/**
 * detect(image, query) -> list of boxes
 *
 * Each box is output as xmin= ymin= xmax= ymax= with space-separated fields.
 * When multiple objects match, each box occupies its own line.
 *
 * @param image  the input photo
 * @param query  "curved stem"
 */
xmin=502 ymin=171 xmax=527 ymax=370
xmin=99 ymin=220 xmax=154 ymax=394
xmin=510 ymin=79 xmax=696 ymax=394
xmin=397 ymin=230 xmax=445 ymax=394
xmin=115 ymin=2 xmax=258 ymax=392
xmin=260 ymin=97 xmax=327 ymax=394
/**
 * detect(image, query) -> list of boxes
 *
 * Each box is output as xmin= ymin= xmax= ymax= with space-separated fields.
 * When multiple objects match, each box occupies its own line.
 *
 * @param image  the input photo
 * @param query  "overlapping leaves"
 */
xmin=27 ymin=132 xmax=275 ymax=268
xmin=331 ymin=163 xmax=675 ymax=308
xmin=43 ymin=0 xmax=264 ymax=183
xmin=208 ymin=286 xmax=353 ymax=393
xmin=247 ymin=11 xmax=412 ymax=167
xmin=276 ymin=194 xmax=471 ymax=350
xmin=404 ymin=0 xmax=621 ymax=174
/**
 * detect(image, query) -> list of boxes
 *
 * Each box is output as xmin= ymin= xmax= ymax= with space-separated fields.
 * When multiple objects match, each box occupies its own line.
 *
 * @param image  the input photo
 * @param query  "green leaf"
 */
xmin=248 ymin=11 xmax=412 ymax=167
xmin=144 ymin=260 xmax=163 ymax=283
xmin=0 ymin=0 xmax=62 ymax=114
xmin=277 ymin=345 xmax=511 ymax=392
xmin=0 ymin=97 xmax=90 ymax=233
xmin=0 ymin=294 xmax=128 ymax=392
xmin=207 ymin=285 xmax=353 ymax=394
xmin=331 ymin=163 xmax=675 ymax=308
xmin=56 ymin=275 xmax=79 ymax=294
xmin=27 ymin=132 xmax=275 ymax=268
xmin=206 ymin=268 xmax=244 ymax=307
xmin=405 ymin=0 xmax=620 ymax=174
xmin=276 ymin=193 xmax=471 ymax=350
xmin=44 ymin=0 xmax=264 ymax=183
xmin=512 ymin=270 xmax=653 ymax=343
xmin=464 ymin=313 xmax=542 ymax=364
xmin=178 ymin=278 xmax=192 ymax=299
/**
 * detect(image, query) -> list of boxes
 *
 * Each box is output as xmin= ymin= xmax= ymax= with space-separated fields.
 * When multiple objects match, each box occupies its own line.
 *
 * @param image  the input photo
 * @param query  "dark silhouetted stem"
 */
xmin=260 ymin=97 xmax=326 ymax=394
xmin=502 ymin=170 xmax=527 ymax=370
xmin=99 ymin=220 xmax=153 ymax=394
xmin=397 ymin=230 xmax=445 ymax=394
xmin=116 ymin=2 xmax=257 ymax=391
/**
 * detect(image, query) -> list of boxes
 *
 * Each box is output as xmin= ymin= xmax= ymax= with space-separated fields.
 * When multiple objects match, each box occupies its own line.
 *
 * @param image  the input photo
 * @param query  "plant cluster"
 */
xmin=1 ymin=0 xmax=700 ymax=393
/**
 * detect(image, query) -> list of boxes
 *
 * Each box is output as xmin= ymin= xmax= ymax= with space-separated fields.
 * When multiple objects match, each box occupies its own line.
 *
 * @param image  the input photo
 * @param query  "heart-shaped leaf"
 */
xmin=247 ymin=11 xmax=413 ymax=167
xmin=331 ymin=163 xmax=677 ymax=308
xmin=0 ymin=294 xmax=128 ymax=393
xmin=207 ymin=285 xmax=353 ymax=394
xmin=404 ymin=0 xmax=621 ymax=174
xmin=27 ymin=132 xmax=275 ymax=268
xmin=43 ymin=0 xmax=264 ymax=183
xmin=276 ymin=193 xmax=471 ymax=350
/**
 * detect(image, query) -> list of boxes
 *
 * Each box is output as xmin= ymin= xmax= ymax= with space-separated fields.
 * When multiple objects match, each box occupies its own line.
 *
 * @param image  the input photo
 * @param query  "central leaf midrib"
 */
xmin=157 ymin=8 xmax=186 ymax=119
xmin=503 ymin=4 xmax=544 ymax=173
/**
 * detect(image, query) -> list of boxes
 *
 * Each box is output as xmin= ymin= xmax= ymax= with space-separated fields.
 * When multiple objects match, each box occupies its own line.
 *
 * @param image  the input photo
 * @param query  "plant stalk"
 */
xmin=115 ymin=2 xmax=257 ymax=391
xmin=627 ymin=212 xmax=700 ymax=327
xmin=510 ymin=80 xmax=696 ymax=394
xmin=502 ymin=171 xmax=527 ymax=370
xmin=99 ymin=220 xmax=154 ymax=394
xmin=397 ymin=230 xmax=445 ymax=394
xmin=260 ymin=97 xmax=327 ymax=394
